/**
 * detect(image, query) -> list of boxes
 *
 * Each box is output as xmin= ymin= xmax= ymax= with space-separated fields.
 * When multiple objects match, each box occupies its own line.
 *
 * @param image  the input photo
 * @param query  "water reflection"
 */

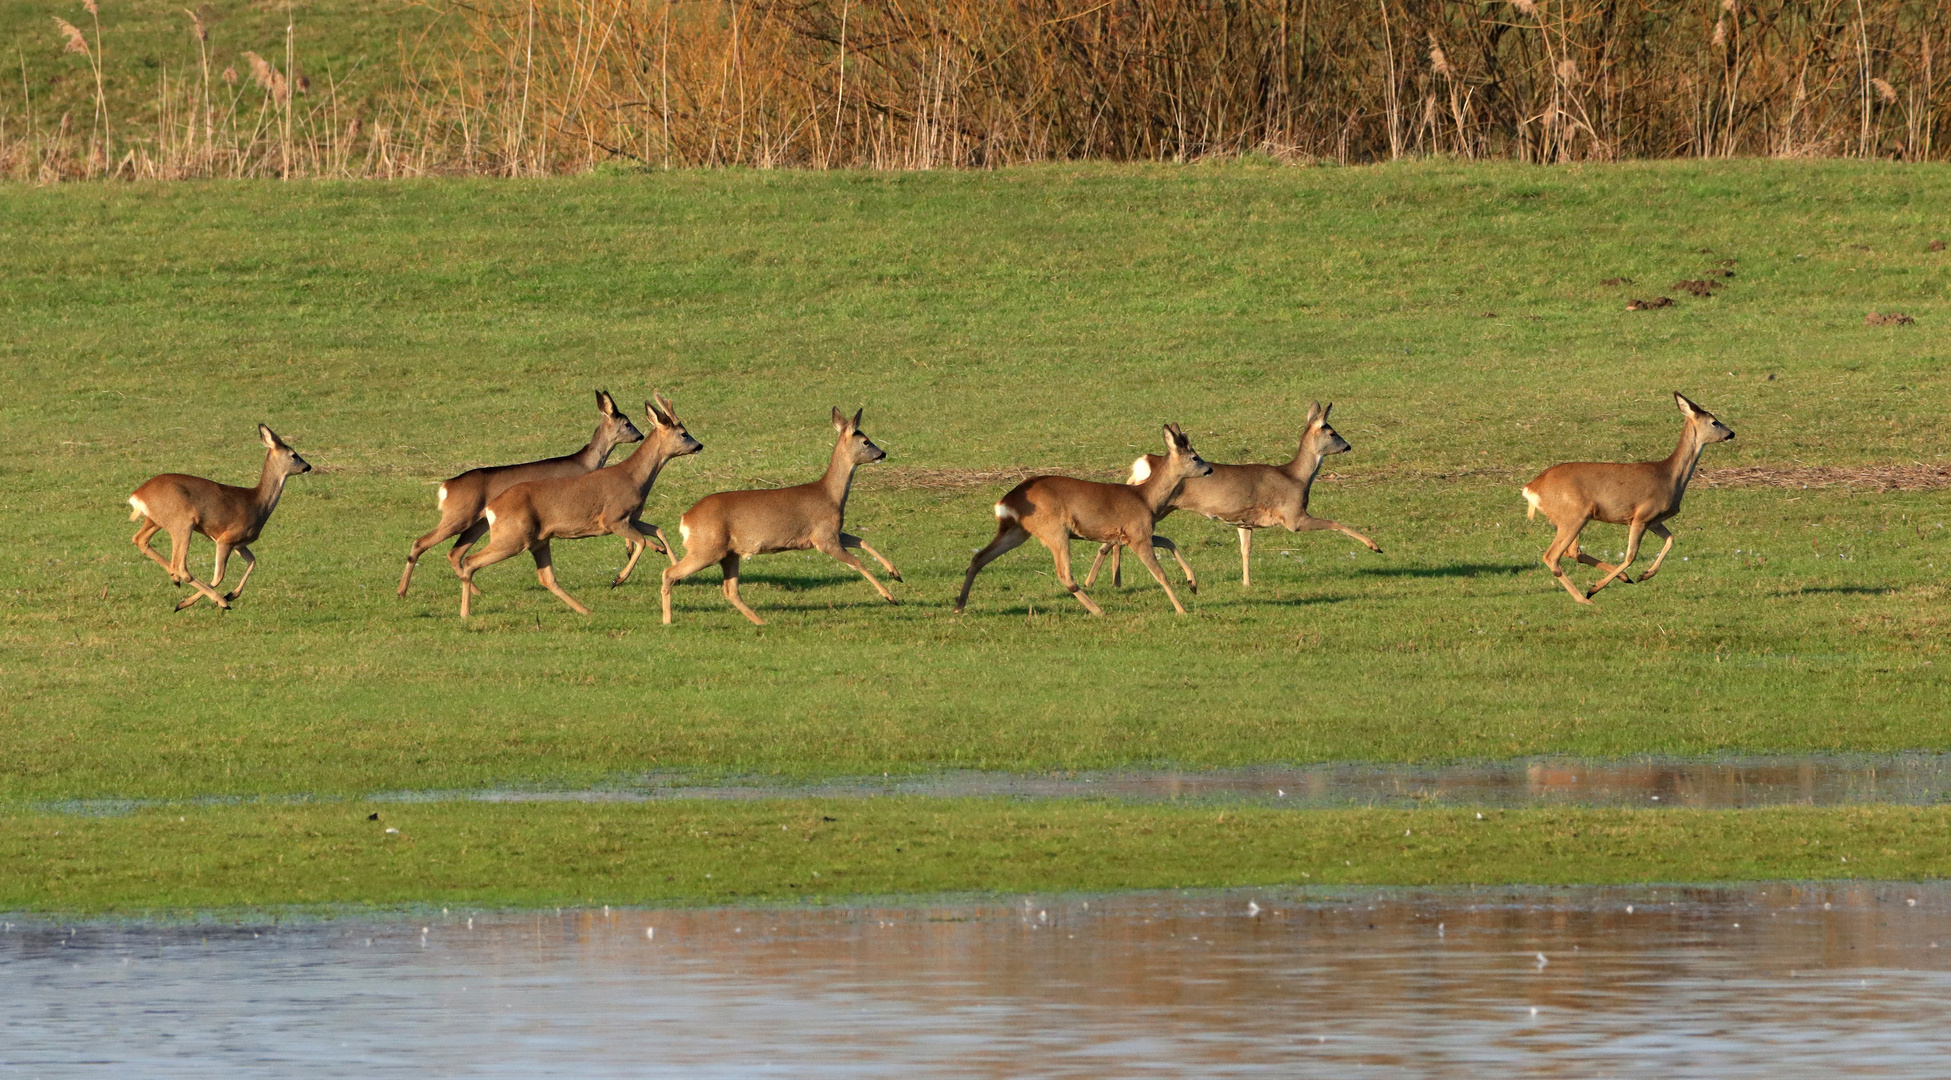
xmin=6 ymin=883 xmax=1950 ymax=1077
xmin=452 ymin=755 xmax=1951 ymax=809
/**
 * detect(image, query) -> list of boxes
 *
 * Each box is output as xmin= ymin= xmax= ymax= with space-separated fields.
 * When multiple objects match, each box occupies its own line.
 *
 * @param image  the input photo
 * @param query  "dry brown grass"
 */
xmin=4 ymin=0 xmax=1949 ymax=177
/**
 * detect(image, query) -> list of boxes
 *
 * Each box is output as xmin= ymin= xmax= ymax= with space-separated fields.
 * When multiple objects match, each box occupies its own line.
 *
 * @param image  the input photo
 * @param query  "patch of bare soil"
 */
xmin=1866 ymin=312 xmax=1916 ymax=326
xmin=1672 ymin=279 xmax=1715 ymax=297
xmin=1626 ymin=297 xmax=1675 ymax=310
xmin=1931 ymin=240 xmax=1947 ymax=252
xmin=1695 ymin=465 xmax=1951 ymax=492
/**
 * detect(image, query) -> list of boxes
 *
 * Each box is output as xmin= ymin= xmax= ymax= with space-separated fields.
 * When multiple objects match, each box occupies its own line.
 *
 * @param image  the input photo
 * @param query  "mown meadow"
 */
xmin=2 ymin=158 xmax=1947 ymax=909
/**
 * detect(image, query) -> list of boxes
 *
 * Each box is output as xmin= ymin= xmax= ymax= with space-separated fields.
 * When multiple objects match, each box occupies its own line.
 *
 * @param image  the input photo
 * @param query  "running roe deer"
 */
xmin=127 ymin=424 xmax=312 ymax=611
xmin=398 ymin=391 xmax=642 ymax=597
xmin=1085 ymin=401 xmax=1382 ymax=589
xmin=458 ymin=395 xmax=701 ymax=618
xmin=954 ymin=424 xmax=1213 ymax=616
xmin=661 ymin=408 xmax=902 ymax=626
xmin=1522 ymin=392 xmax=1735 ymax=605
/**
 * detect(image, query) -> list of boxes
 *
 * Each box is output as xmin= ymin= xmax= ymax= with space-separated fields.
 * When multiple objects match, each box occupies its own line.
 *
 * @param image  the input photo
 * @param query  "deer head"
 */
xmin=1675 ymin=392 xmax=1735 ymax=444
xmin=832 ymin=407 xmax=887 ymax=464
xmin=259 ymin=423 xmax=310 ymax=475
xmin=646 ymin=393 xmax=703 ymax=458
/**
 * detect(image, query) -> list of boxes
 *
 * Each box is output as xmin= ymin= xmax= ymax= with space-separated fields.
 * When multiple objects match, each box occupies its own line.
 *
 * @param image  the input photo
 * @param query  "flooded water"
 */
xmin=8 ymin=883 xmax=1951 ymax=1078
xmin=452 ymin=754 xmax=1951 ymax=809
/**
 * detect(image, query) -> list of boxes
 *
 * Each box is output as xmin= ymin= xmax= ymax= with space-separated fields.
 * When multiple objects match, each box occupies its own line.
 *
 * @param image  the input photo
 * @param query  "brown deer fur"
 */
xmin=458 ymin=395 xmax=700 ymax=617
xmin=1086 ymin=401 xmax=1382 ymax=589
xmin=1522 ymin=392 xmax=1735 ymax=605
xmin=661 ymin=408 xmax=902 ymax=626
xmin=128 ymin=424 xmax=312 ymax=611
xmin=955 ymin=424 xmax=1212 ymax=616
xmin=399 ymin=391 xmax=642 ymax=597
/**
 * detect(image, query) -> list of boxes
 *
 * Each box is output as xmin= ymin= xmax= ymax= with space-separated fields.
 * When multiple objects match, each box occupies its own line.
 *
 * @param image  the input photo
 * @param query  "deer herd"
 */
xmin=126 ymin=390 xmax=1735 ymax=621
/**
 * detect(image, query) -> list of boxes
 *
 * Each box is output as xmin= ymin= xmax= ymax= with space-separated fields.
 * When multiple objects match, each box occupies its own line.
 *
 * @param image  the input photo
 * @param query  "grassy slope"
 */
xmin=0 ymin=161 xmax=1947 ymax=811
xmin=8 ymin=800 xmax=1948 ymax=914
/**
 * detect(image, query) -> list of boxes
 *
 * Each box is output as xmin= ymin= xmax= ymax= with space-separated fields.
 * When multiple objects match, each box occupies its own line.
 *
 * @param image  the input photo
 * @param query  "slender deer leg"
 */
xmin=662 ymin=543 xmax=726 ymax=624
xmin=400 ymin=517 xmax=468 ymax=597
xmin=133 ymin=521 xmax=178 ymax=582
xmin=1296 ymin=515 xmax=1384 ymax=553
xmin=168 ymin=529 xmax=230 ymax=610
xmin=1042 ymin=533 xmax=1104 ymax=616
xmin=1238 ymin=527 xmax=1253 ymax=587
xmin=1149 ymin=534 xmax=1198 ymax=593
xmin=816 ymin=535 xmax=897 ymax=603
xmin=652 ymin=525 xmax=677 ymax=566
xmin=446 ymin=518 xmax=491 ymax=592
xmin=609 ymin=519 xmax=661 ymax=587
xmin=1541 ymin=518 xmax=1595 ymax=605
xmin=1083 ymin=542 xmax=1115 ymax=588
xmin=1112 ymin=543 xmax=1123 ymax=587
xmin=1633 ymin=523 xmax=1676 ymax=583
xmin=457 ymin=532 xmax=527 ymax=618
xmin=1129 ymin=536 xmax=1188 ymax=614
xmin=840 ymin=532 xmax=902 ymax=582
xmin=1573 ymin=542 xmax=1622 ymax=576
xmin=527 ymin=541 xmax=591 ymax=615
xmin=219 ymin=545 xmax=258 ymax=603
xmin=1586 ymin=520 xmax=1649 ymax=598
xmin=178 ymin=541 xmax=235 ymax=611
xmin=718 ymin=553 xmax=766 ymax=626
xmin=954 ymin=525 xmax=1030 ymax=614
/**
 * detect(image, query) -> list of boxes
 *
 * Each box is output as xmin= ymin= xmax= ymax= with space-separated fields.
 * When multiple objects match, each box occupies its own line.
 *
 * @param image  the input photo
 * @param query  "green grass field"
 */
xmin=3 ymin=159 xmax=1948 ymax=909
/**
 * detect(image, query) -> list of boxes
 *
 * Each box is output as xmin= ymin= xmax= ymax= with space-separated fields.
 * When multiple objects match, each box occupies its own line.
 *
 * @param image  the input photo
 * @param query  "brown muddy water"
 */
xmin=7 ymin=882 xmax=1951 ymax=1077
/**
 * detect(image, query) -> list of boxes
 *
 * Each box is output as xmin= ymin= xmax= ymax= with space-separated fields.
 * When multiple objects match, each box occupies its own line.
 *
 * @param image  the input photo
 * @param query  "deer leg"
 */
xmin=1150 ymin=534 xmax=1198 ymax=594
xmin=1585 ymin=520 xmax=1648 ymax=598
xmin=1043 ymin=535 xmax=1104 ymax=616
xmin=168 ymin=531 xmax=230 ymax=610
xmin=1129 ymin=536 xmax=1188 ymax=614
xmin=1238 ymin=527 xmax=1253 ymax=587
xmin=817 ymin=535 xmax=897 ymax=604
xmin=218 ymin=545 xmax=258 ymax=604
xmin=609 ymin=520 xmax=659 ymax=588
xmin=446 ymin=518 xmax=492 ymax=596
xmin=527 ymin=541 xmax=591 ymax=615
xmin=840 ymin=532 xmax=902 ymax=582
xmin=1295 ymin=514 xmax=1384 ymax=553
xmin=132 ymin=520 xmax=178 ymax=582
xmin=1633 ymin=523 xmax=1676 ymax=584
xmin=1112 ymin=543 xmax=1123 ymax=587
xmin=1083 ymin=542 xmax=1115 ymax=588
xmin=661 ymin=543 xmax=726 ymax=625
xmin=457 ymin=533 xmax=526 ymax=618
xmin=1541 ymin=519 xmax=1595 ymax=606
xmin=651 ymin=525 xmax=677 ymax=566
xmin=954 ymin=525 xmax=1029 ymax=614
xmin=718 ymin=554 xmax=767 ymax=626
xmin=400 ymin=517 xmax=468 ymax=597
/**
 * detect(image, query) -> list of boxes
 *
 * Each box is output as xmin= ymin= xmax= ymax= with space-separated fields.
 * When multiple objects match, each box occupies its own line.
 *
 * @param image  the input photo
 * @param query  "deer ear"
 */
xmin=654 ymin=391 xmax=678 ymax=424
xmin=850 ymin=408 xmax=864 ymax=432
xmin=644 ymin=400 xmax=670 ymax=428
xmin=597 ymin=390 xmax=619 ymax=417
xmin=1675 ymin=391 xmax=1699 ymax=417
xmin=258 ymin=423 xmax=279 ymax=449
xmin=832 ymin=406 xmax=848 ymax=432
xmin=1305 ymin=401 xmax=1325 ymax=425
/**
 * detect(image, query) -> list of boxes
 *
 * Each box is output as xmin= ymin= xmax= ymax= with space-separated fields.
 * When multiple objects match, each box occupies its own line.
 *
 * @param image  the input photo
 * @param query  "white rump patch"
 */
xmin=1521 ymin=487 xmax=1542 ymax=520
xmin=127 ymin=495 xmax=148 ymax=520
xmin=679 ymin=522 xmax=691 ymax=544
xmin=1128 ymin=456 xmax=1152 ymax=485
xmin=484 ymin=508 xmax=497 ymax=527
xmin=994 ymin=502 xmax=1018 ymax=522
xmin=437 ymin=484 xmax=448 ymax=506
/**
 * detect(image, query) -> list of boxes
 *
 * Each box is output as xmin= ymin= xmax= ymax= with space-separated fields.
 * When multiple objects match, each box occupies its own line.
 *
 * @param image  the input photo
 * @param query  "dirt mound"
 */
xmin=1865 ymin=312 xmax=1915 ymax=326
xmin=1626 ymin=297 xmax=1675 ymax=310
xmin=1672 ymin=279 xmax=1715 ymax=296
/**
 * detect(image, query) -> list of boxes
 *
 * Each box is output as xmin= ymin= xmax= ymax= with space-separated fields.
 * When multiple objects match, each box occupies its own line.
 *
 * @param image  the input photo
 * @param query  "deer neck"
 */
xmin=571 ymin=422 xmax=612 ymax=471
xmin=252 ymin=452 xmax=290 ymax=523
xmin=1284 ymin=439 xmax=1326 ymax=486
xmin=820 ymin=441 xmax=857 ymax=510
xmin=1662 ymin=422 xmax=1710 ymax=503
xmin=618 ymin=437 xmax=675 ymax=497
xmin=1134 ymin=466 xmax=1187 ymax=516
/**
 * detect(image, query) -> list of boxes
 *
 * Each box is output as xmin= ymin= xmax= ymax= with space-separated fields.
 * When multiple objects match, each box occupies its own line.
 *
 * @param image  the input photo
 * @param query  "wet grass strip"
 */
xmin=5 ymin=800 xmax=1947 ymax=914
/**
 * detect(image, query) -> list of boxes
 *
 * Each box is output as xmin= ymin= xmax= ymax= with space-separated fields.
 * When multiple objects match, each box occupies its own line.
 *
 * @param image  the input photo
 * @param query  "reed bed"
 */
xmin=4 ymin=0 xmax=1948 ymax=178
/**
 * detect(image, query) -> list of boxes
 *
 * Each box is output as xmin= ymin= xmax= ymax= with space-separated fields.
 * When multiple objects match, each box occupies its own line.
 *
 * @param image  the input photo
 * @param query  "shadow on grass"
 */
xmin=1357 ymin=562 xmax=1532 ymax=579
xmin=1794 ymin=585 xmax=1898 ymax=596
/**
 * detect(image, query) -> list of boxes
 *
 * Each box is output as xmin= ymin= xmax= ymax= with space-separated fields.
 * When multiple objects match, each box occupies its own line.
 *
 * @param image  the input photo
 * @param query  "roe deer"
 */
xmin=458 ymin=395 xmax=701 ymax=618
xmin=1522 ymin=392 xmax=1734 ymax=605
xmin=1085 ymin=401 xmax=1382 ymax=589
xmin=399 ymin=391 xmax=642 ymax=597
xmin=128 ymin=424 xmax=312 ymax=611
xmin=955 ymin=424 xmax=1212 ymax=616
xmin=661 ymin=408 xmax=901 ymax=626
